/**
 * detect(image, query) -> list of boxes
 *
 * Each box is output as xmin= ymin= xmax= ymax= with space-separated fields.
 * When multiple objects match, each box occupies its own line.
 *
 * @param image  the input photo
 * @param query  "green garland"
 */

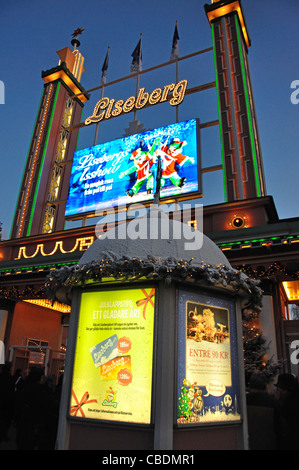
xmin=44 ymin=253 xmax=263 ymax=311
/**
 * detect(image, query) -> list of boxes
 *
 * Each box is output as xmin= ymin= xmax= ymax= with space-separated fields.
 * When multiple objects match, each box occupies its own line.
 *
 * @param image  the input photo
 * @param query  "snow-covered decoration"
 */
xmin=0 ymin=284 xmax=45 ymax=301
xmin=44 ymin=251 xmax=262 ymax=311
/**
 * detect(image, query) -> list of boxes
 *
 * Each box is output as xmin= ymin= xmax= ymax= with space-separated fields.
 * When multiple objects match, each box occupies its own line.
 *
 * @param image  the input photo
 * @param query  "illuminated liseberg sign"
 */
xmin=85 ymin=79 xmax=188 ymax=125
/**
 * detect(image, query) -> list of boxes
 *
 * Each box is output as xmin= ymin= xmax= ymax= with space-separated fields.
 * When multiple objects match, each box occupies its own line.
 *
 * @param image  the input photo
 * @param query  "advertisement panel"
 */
xmin=177 ymin=289 xmax=241 ymax=425
xmin=70 ymin=287 xmax=155 ymax=424
xmin=65 ymin=119 xmax=200 ymax=217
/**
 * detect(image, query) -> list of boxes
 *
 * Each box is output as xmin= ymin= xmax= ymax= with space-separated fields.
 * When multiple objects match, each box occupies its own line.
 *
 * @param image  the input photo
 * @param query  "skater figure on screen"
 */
xmin=146 ymin=137 xmax=195 ymax=194
xmin=119 ymin=140 xmax=152 ymax=197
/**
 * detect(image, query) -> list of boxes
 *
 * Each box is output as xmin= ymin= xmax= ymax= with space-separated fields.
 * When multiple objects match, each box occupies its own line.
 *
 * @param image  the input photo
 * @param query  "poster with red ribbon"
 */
xmin=70 ymin=287 xmax=155 ymax=424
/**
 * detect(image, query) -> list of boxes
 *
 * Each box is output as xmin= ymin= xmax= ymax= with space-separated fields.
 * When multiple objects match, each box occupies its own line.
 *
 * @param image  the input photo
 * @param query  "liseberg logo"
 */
xmin=85 ymin=79 xmax=188 ymax=125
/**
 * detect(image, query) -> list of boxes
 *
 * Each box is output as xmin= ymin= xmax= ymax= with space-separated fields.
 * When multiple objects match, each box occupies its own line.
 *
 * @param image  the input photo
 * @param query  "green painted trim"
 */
xmin=0 ymin=261 xmax=77 ymax=275
xmin=217 ymin=234 xmax=296 ymax=248
xmin=211 ymin=23 xmax=227 ymax=202
xmin=234 ymin=15 xmax=261 ymax=197
xmin=9 ymin=89 xmax=45 ymax=239
xmin=26 ymin=82 xmax=61 ymax=236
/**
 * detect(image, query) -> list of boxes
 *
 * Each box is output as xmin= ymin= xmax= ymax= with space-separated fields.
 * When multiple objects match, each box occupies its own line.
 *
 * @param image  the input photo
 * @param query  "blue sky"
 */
xmin=0 ymin=0 xmax=298 ymax=239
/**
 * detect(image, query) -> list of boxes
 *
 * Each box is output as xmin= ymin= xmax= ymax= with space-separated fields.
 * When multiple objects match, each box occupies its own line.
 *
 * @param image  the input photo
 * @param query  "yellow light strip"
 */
xmin=43 ymin=70 xmax=88 ymax=102
xmin=24 ymin=298 xmax=71 ymax=313
xmin=206 ymin=1 xmax=250 ymax=48
xmin=14 ymin=236 xmax=95 ymax=260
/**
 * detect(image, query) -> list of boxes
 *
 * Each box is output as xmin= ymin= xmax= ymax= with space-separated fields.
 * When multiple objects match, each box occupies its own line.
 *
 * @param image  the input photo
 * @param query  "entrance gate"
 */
xmin=8 ymin=345 xmax=65 ymax=385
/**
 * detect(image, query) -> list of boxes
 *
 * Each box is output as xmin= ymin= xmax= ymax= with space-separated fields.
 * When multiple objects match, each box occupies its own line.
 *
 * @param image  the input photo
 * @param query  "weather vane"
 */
xmin=71 ymin=27 xmax=84 ymax=50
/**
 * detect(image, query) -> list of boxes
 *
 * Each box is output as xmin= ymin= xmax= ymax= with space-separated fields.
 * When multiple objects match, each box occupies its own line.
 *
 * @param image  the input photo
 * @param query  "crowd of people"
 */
xmin=1 ymin=360 xmax=299 ymax=450
xmin=0 ymin=362 xmax=62 ymax=450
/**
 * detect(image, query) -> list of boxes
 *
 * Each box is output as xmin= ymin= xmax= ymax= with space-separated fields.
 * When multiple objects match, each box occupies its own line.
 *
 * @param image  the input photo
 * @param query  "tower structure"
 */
xmin=10 ymin=32 xmax=88 ymax=239
xmin=205 ymin=0 xmax=266 ymax=202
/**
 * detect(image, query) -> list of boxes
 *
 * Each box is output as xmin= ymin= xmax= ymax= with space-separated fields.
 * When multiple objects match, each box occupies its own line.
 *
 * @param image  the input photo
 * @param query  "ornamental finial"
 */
xmin=71 ymin=27 xmax=84 ymax=50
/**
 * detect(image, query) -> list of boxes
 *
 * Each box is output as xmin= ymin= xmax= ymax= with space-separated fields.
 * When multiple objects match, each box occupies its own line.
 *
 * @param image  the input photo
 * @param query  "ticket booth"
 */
xmin=50 ymin=211 xmax=262 ymax=450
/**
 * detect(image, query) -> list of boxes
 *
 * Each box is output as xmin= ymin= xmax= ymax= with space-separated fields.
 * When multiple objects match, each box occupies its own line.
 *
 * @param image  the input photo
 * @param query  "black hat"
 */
xmin=275 ymin=373 xmax=297 ymax=391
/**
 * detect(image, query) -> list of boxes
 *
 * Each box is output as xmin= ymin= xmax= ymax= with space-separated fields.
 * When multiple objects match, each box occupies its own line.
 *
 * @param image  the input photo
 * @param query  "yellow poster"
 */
xmin=70 ymin=287 xmax=155 ymax=424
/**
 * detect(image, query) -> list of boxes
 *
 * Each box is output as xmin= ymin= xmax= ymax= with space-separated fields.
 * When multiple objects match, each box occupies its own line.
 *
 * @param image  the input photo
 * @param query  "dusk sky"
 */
xmin=1 ymin=0 xmax=298 ymax=239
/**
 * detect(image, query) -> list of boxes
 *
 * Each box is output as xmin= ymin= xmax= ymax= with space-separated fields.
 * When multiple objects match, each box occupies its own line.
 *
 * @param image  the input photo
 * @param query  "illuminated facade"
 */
xmin=1 ymin=0 xmax=299 ymax=450
xmin=205 ymin=0 xmax=266 ymax=201
xmin=10 ymin=46 xmax=88 ymax=239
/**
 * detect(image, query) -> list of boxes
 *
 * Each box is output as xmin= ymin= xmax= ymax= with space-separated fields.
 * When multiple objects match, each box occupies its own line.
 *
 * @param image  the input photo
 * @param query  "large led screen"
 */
xmin=70 ymin=287 xmax=155 ymax=424
xmin=65 ymin=119 xmax=200 ymax=217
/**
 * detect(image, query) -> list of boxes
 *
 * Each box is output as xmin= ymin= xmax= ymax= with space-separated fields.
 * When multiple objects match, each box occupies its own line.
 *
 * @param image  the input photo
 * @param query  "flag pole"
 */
xmin=94 ymin=46 xmax=110 ymax=146
xmin=175 ymin=21 xmax=179 ymax=122
xmin=170 ymin=21 xmax=179 ymax=122
xmin=93 ymin=88 xmax=104 ymax=146
xmin=175 ymin=58 xmax=179 ymax=123
xmin=134 ymin=33 xmax=142 ymax=122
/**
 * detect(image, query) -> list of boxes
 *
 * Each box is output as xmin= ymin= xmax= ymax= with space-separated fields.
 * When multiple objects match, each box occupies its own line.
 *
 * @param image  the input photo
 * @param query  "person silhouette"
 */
xmin=246 ymin=370 xmax=282 ymax=449
xmin=0 ymin=362 xmax=14 ymax=443
xmin=274 ymin=373 xmax=299 ymax=449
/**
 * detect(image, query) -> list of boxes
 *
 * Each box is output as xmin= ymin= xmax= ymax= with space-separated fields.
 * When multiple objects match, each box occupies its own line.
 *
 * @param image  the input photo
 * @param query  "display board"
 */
xmin=70 ymin=287 xmax=155 ymax=424
xmin=177 ymin=289 xmax=241 ymax=425
xmin=65 ymin=119 xmax=201 ymax=217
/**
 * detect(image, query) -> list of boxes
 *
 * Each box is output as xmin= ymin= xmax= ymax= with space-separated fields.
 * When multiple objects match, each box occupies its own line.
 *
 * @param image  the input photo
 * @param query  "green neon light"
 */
xmin=26 ymin=82 xmax=61 ymax=237
xmin=234 ymin=15 xmax=261 ymax=197
xmin=218 ymin=241 xmax=242 ymax=247
xmin=211 ymin=23 xmax=227 ymax=202
xmin=0 ymin=261 xmax=77 ymax=275
xmin=217 ymin=234 xmax=294 ymax=249
xmin=243 ymin=236 xmax=280 ymax=244
xmin=9 ymin=90 xmax=45 ymax=239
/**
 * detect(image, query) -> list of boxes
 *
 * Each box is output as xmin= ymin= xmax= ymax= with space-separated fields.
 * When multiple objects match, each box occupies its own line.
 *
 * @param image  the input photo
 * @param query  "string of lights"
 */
xmin=44 ymin=253 xmax=263 ymax=311
xmin=237 ymin=262 xmax=299 ymax=281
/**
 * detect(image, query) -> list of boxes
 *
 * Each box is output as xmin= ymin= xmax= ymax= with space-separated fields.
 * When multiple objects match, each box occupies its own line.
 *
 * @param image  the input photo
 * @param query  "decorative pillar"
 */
xmin=205 ymin=0 xmax=266 ymax=202
xmin=10 ymin=37 xmax=89 ymax=239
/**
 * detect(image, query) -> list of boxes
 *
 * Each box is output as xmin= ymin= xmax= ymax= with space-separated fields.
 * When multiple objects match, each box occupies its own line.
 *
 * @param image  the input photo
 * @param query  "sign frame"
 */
xmin=67 ymin=284 xmax=157 ymax=426
xmin=177 ymin=288 xmax=241 ymax=427
xmin=65 ymin=118 xmax=202 ymax=220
